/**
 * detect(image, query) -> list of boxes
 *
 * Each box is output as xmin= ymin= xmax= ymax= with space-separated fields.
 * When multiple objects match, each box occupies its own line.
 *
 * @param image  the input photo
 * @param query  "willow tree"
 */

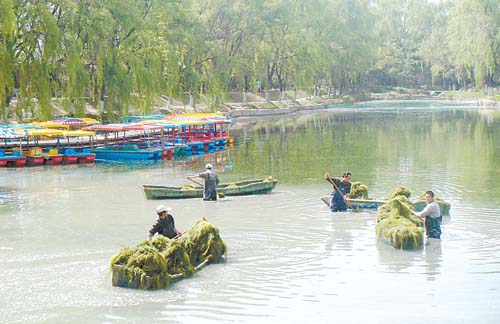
xmin=0 ymin=0 xmax=16 ymax=121
xmin=447 ymin=0 xmax=496 ymax=88
xmin=12 ymin=1 xmax=63 ymax=121
xmin=419 ymin=1 xmax=458 ymax=89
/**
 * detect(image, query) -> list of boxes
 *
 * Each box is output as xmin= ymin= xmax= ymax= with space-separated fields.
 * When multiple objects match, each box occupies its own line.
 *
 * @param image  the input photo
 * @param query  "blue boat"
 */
xmin=93 ymin=145 xmax=162 ymax=160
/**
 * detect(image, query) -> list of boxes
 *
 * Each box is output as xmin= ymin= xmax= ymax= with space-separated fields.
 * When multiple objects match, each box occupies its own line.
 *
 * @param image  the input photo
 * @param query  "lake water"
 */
xmin=1 ymin=101 xmax=499 ymax=324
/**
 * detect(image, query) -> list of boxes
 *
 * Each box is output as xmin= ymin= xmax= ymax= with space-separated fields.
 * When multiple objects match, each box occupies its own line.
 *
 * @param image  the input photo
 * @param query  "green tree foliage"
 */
xmin=1 ymin=0 xmax=499 ymax=121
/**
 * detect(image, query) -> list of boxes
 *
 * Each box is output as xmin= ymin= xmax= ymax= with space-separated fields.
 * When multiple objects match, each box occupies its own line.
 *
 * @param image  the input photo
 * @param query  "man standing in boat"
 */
xmin=188 ymin=163 xmax=220 ymax=201
xmin=413 ymin=191 xmax=442 ymax=239
xmin=325 ymin=171 xmax=352 ymax=212
xmin=147 ymin=205 xmax=182 ymax=241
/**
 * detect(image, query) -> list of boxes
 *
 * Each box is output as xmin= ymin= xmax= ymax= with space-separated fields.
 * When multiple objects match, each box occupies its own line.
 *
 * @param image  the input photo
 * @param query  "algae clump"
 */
xmin=347 ymin=182 xmax=369 ymax=199
xmin=376 ymin=188 xmax=424 ymax=250
xmin=110 ymin=217 xmax=226 ymax=290
xmin=181 ymin=217 xmax=227 ymax=266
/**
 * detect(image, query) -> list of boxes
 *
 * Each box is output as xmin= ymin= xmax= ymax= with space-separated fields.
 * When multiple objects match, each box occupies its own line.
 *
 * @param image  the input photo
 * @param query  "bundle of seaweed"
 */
xmin=161 ymin=238 xmax=195 ymax=277
xmin=347 ymin=182 xmax=369 ymax=199
xmin=110 ymin=218 xmax=225 ymax=290
xmin=182 ymin=183 xmax=198 ymax=190
xmin=376 ymin=193 xmax=424 ymax=250
xmin=385 ymin=186 xmax=411 ymax=200
xmin=181 ymin=217 xmax=227 ymax=266
xmin=110 ymin=243 xmax=170 ymax=289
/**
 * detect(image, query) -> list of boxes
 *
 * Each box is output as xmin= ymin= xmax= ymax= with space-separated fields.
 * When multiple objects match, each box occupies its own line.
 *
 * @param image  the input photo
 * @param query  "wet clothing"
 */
xmin=425 ymin=216 xmax=442 ymax=239
xmin=148 ymin=214 xmax=177 ymax=239
xmin=329 ymin=178 xmax=351 ymax=212
xmin=415 ymin=200 xmax=442 ymax=239
xmin=199 ymin=170 xmax=219 ymax=201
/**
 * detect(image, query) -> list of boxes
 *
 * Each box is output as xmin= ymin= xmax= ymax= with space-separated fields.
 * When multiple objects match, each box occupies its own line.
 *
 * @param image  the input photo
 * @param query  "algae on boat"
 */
xmin=385 ymin=185 xmax=411 ymax=200
xmin=181 ymin=217 xmax=227 ymax=266
xmin=376 ymin=187 xmax=424 ymax=250
xmin=110 ymin=217 xmax=226 ymax=290
xmin=347 ymin=182 xmax=369 ymax=199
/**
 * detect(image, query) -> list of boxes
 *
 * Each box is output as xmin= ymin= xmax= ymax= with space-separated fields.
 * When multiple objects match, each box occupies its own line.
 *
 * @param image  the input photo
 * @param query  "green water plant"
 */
xmin=376 ymin=190 xmax=424 ymax=250
xmin=181 ymin=217 xmax=227 ymax=266
xmin=385 ymin=186 xmax=411 ymax=200
xmin=110 ymin=217 xmax=226 ymax=290
xmin=347 ymin=182 xmax=369 ymax=199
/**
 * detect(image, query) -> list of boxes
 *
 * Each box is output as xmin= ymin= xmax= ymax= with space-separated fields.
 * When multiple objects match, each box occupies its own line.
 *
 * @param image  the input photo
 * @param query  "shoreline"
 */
xmin=227 ymin=98 xmax=499 ymax=123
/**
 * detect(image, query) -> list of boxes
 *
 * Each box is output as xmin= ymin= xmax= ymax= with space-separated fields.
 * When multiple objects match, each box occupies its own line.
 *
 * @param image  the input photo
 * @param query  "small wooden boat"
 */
xmin=321 ymin=196 xmax=450 ymax=215
xmin=142 ymin=177 xmax=278 ymax=200
xmin=320 ymin=196 xmax=386 ymax=209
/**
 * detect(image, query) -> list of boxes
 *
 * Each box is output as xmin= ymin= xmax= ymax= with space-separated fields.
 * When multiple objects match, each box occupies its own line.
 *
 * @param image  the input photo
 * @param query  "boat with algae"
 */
xmin=321 ymin=182 xmax=451 ymax=215
xmin=376 ymin=187 xmax=425 ymax=250
xmin=142 ymin=176 xmax=278 ymax=200
xmin=110 ymin=217 xmax=226 ymax=290
xmin=321 ymin=182 xmax=387 ymax=210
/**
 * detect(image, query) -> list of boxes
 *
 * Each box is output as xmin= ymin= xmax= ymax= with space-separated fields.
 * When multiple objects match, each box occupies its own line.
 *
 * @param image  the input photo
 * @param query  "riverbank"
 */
xmin=224 ymin=89 xmax=500 ymax=121
xmin=4 ymin=88 xmax=500 ymax=124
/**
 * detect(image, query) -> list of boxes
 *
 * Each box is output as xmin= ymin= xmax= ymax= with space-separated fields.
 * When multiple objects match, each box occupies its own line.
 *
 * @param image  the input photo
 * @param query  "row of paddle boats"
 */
xmin=0 ymin=113 xmax=233 ymax=166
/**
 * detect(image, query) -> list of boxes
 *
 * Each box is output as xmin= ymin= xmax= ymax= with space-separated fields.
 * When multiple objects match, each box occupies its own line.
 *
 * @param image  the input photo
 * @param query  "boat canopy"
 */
xmin=0 ymin=129 xmax=26 ymax=139
xmin=26 ymin=128 xmax=65 ymax=138
xmin=62 ymin=130 xmax=95 ymax=137
xmin=30 ymin=121 xmax=70 ymax=130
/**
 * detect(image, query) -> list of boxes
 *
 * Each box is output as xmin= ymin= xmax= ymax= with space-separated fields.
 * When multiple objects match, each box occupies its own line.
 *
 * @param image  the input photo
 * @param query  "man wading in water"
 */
xmin=413 ymin=190 xmax=442 ymax=239
xmin=325 ymin=171 xmax=352 ymax=212
xmin=188 ymin=163 xmax=220 ymax=201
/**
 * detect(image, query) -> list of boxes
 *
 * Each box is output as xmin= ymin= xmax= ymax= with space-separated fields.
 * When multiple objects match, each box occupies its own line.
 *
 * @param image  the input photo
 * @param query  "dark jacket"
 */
xmin=148 ymin=214 xmax=177 ymax=239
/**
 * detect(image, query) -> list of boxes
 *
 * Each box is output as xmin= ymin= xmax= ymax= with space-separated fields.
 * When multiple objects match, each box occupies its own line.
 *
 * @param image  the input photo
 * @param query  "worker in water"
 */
xmin=188 ymin=163 xmax=220 ymax=201
xmin=325 ymin=171 xmax=352 ymax=212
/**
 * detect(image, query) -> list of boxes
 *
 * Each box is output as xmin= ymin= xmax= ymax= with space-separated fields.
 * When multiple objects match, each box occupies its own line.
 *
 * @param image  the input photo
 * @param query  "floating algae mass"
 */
xmin=385 ymin=185 xmax=412 ymax=200
xmin=110 ymin=217 xmax=226 ymax=290
xmin=376 ymin=188 xmax=424 ymax=250
xmin=182 ymin=217 xmax=227 ymax=266
xmin=347 ymin=182 xmax=369 ymax=199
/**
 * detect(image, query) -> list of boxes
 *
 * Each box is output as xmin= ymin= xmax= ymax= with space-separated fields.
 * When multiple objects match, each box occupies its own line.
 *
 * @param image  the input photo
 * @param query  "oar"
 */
xmin=325 ymin=171 xmax=353 ymax=209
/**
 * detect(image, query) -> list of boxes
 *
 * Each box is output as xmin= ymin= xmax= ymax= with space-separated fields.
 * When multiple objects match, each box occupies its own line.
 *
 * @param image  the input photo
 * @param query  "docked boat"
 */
xmin=142 ymin=177 xmax=278 ymax=200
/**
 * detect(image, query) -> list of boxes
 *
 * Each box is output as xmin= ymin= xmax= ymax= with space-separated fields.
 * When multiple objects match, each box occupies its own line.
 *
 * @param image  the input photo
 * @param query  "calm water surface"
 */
xmin=1 ymin=101 xmax=499 ymax=324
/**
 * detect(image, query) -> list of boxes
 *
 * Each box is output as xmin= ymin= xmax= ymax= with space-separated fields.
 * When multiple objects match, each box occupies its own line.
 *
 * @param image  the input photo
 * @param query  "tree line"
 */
xmin=1 ymin=0 xmax=499 ymax=121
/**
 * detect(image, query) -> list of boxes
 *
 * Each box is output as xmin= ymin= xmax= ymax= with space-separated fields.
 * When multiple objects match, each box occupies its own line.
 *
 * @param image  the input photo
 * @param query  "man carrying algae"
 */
xmin=413 ymin=190 xmax=442 ymax=239
xmin=325 ymin=171 xmax=352 ymax=212
xmin=188 ymin=163 xmax=220 ymax=201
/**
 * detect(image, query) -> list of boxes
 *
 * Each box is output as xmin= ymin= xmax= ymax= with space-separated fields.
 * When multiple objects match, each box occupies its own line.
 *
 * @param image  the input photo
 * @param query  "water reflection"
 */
xmin=423 ymin=239 xmax=442 ymax=282
xmin=230 ymin=107 xmax=500 ymax=204
xmin=2 ymin=102 xmax=500 ymax=324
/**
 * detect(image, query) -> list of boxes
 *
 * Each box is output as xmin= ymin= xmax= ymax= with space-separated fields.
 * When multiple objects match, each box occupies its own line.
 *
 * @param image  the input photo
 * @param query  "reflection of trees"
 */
xmin=229 ymin=108 xmax=500 ymax=202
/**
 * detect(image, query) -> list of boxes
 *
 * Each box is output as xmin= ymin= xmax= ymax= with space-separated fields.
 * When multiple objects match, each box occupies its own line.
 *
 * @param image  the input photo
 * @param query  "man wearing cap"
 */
xmin=188 ymin=163 xmax=220 ymax=201
xmin=147 ymin=205 xmax=182 ymax=240
xmin=324 ymin=171 xmax=352 ymax=212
